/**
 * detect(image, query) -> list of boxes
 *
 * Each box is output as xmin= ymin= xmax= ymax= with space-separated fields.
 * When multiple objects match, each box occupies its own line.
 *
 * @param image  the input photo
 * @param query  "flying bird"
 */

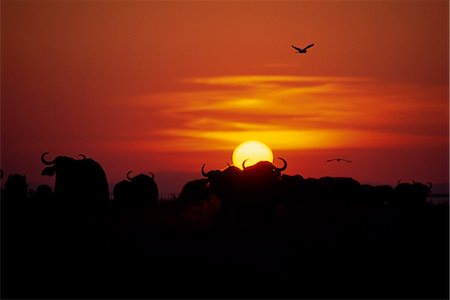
xmin=326 ymin=158 xmax=352 ymax=163
xmin=292 ymin=43 xmax=314 ymax=54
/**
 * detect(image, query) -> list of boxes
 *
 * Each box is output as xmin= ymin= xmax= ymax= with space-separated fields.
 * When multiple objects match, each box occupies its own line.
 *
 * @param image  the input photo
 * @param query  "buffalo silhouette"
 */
xmin=41 ymin=152 xmax=109 ymax=205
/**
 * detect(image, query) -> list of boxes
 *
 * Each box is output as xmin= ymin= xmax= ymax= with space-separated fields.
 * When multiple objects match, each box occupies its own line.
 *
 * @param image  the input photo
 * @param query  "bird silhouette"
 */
xmin=326 ymin=158 xmax=352 ymax=163
xmin=292 ymin=43 xmax=314 ymax=54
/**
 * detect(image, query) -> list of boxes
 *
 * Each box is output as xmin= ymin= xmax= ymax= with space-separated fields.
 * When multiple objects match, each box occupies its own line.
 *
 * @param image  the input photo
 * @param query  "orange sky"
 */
xmin=1 ymin=1 xmax=449 ymax=195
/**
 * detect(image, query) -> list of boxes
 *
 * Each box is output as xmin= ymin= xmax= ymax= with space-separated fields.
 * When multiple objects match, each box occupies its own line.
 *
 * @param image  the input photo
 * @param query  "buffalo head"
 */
xmin=242 ymin=157 xmax=287 ymax=173
xmin=118 ymin=170 xmax=159 ymax=207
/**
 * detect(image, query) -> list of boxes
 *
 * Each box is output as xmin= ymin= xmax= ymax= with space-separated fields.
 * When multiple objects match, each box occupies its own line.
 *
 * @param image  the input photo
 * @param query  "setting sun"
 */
xmin=232 ymin=140 xmax=274 ymax=170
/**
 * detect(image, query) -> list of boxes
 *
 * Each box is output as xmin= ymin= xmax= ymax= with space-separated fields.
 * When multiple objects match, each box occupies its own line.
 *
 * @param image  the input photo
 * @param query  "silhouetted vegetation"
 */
xmin=1 ymin=154 xmax=448 ymax=299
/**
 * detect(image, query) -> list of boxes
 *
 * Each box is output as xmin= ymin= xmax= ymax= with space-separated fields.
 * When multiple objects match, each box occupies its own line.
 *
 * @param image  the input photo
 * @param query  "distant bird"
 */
xmin=326 ymin=158 xmax=352 ymax=163
xmin=292 ymin=43 xmax=314 ymax=54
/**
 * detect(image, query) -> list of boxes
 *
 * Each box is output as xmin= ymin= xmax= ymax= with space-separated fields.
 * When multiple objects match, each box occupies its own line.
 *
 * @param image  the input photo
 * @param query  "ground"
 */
xmin=1 ymin=197 xmax=448 ymax=298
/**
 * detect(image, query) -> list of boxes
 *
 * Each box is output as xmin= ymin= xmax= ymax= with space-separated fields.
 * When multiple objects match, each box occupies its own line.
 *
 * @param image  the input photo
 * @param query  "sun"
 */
xmin=232 ymin=140 xmax=274 ymax=170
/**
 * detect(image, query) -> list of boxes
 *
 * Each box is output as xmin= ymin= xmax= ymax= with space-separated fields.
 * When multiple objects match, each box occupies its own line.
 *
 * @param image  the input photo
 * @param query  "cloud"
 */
xmin=119 ymin=75 xmax=448 ymax=152
xmin=184 ymin=75 xmax=369 ymax=88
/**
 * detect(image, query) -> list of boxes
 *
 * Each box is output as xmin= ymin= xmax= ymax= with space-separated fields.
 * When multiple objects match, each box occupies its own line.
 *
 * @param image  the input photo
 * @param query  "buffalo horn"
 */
xmin=275 ymin=157 xmax=287 ymax=171
xmin=201 ymin=164 xmax=209 ymax=177
xmin=41 ymin=152 xmax=55 ymax=165
xmin=126 ymin=171 xmax=134 ymax=180
xmin=242 ymin=159 xmax=249 ymax=170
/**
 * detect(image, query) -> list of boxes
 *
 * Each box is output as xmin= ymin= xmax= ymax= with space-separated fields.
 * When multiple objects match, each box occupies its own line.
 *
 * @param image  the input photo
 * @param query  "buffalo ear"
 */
xmin=41 ymin=166 xmax=56 ymax=176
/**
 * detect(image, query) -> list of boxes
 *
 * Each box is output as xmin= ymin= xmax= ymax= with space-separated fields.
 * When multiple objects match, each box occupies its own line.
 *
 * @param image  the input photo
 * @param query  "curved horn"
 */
xmin=78 ymin=154 xmax=87 ymax=160
xmin=148 ymin=172 xmax=154 ymax=179
xmin=126 ymin=171 xmax=134 ymax=180
xmin=275 ymin=157 xmax=287 ymax=171
xmin=242 ymin=159 xmax=249 ymax=170
xmin=41 ymin=152 xmax=55 ymax=165
xmin=201 ymin=164 xmax=209 ymax=177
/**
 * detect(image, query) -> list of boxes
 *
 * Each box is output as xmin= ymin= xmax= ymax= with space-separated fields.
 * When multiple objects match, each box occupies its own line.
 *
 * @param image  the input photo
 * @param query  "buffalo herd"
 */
xmin=0 ymin=152 xmax=435 ymax=213
xmin=1 ymin=153 xmax=447 ymax=299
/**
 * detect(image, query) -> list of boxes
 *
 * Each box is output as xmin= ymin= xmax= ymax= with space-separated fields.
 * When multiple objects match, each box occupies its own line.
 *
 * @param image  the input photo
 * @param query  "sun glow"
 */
xmin=232 ymin=140 xmax=274 ymax=170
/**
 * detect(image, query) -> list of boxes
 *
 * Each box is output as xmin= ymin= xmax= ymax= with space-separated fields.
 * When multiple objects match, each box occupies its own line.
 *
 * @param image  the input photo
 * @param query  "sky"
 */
xmin=1 ymin=0 xmax=449 ymax=196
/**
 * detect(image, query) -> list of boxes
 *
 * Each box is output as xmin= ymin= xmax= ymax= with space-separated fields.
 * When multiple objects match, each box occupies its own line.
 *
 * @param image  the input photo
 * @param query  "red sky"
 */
xmin=1 ymin=0 xmax=449 ymax=196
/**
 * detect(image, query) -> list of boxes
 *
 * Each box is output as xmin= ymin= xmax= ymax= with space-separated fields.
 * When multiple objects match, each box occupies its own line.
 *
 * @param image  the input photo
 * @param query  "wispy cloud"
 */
xmin=120 ymin=75 xmax=448 ymax=152
xmin=184 ymin=75 xmax=369 ymax=88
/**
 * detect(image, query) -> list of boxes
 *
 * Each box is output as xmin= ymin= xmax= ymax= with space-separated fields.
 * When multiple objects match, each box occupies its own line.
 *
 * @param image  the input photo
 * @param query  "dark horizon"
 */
xmin=2 ymin=157 xmax=449 ymax=200
xmin=1 ymin=155 xmax=448 ymax=298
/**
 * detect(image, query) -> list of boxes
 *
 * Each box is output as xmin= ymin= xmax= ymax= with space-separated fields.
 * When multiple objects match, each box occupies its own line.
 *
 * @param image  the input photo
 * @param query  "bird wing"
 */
xmin=337 ymin=158 xmax=352 ymax=162
xmin=291 ymin=45 xmax=302 ymax=51
xmin=303 ymin=43 xmax=314 ymax=50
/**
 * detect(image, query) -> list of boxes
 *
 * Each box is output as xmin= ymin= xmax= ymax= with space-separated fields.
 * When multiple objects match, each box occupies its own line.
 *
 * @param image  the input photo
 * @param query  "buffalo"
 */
xmin=318 ymin=176 xmax=361 ymax=205
xmin=241 ymin=158 xmax=287 ymax=217
xmin=177 ymin=178 xmax=211 ymax=204
xmin=202 ymin=158 xmax=287 ymax=224
xmin=33 ymin=184 xmax=54 ymax=202
xmin=113 ymin=171 xmax=159 ymax=207
xmin=202 ymin=163 xmax=243 ymax=218
xmin=4 ymin=174 xmax=28 ymax=201
xmin=281 ymin=175 xmax=364 ymax=209
xmin=113 ymin=179 xmax=132 ymax=204
xmin=393 ymin=180 xmax=432 ymax=206
xmin=358 ymin=184 xmax=394 ymax=206
xmin=41 ymin=152 xmax=109 ymax=205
